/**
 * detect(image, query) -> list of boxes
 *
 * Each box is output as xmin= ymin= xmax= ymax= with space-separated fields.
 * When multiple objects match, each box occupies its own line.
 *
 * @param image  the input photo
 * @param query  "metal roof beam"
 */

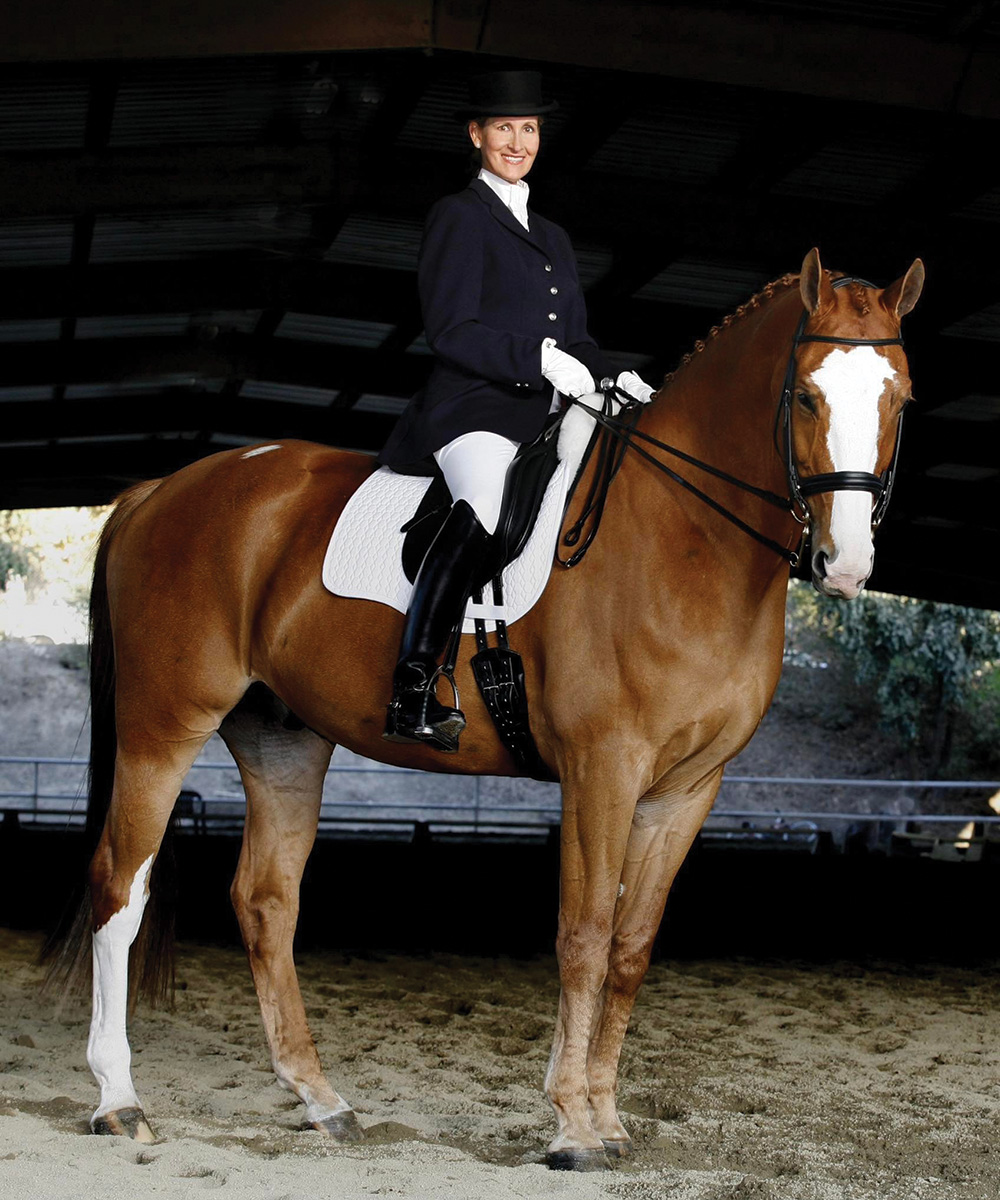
xmin=0 ymin=260 xmax=418 ymax=324
xmin=0 ymin=143 xmax=352 ymax=219
xmin=6 ymin=144 xmax=997 ymax=289
xmin=466 ymin=2 xmax=1000 ymax=120
xmin=5 ymin=4 xmax=1000 ymax=119
xmin=0 ymin=2 xmax=434 ymax=63
xmin=0 ymin=334 xmax=428 ymax=395
xmin=0 ymin=394 xmax=394 ymax=445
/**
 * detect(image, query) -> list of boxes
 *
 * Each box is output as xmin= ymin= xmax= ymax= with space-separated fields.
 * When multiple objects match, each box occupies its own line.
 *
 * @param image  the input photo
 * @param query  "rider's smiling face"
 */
xmin=468 ymin=116 xmax=540 ymax=184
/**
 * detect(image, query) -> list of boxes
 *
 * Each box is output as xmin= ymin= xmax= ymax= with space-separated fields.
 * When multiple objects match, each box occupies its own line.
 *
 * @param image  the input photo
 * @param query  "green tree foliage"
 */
xmin=790 ymin=584 xmax=1000 ymax=774
xmin=0 ymin=513 xmax=31 ymax=592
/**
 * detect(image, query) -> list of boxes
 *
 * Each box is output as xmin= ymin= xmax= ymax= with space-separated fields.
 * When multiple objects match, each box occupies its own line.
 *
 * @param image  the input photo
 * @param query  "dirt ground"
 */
xmin=1 ymin=928 xmax=998 ymax=1200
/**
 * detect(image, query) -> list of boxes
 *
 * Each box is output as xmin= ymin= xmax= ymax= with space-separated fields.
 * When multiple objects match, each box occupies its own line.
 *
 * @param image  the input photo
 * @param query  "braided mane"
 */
xmin=659 ymin=272 xmax=800 ymax=389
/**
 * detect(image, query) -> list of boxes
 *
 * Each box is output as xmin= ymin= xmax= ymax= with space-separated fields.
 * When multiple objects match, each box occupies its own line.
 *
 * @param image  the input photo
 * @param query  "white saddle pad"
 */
xmin=322 ymin=394 xmax=612 ymax=632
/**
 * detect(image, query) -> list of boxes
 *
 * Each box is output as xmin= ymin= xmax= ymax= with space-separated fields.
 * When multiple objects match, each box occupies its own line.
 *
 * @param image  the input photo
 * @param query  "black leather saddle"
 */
xmin=400 ymin=413 xmax=563 ymax=586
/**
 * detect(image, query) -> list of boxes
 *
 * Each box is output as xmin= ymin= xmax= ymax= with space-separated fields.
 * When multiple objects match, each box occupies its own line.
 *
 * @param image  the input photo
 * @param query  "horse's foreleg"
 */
xmin=544 ymin=757 xmax=641 ymax=1170
xmin=585 ymin=774 xmax=721 ymax=1155
xmin=88 ymin=733 xmax=214 ymax=1140
xmin=223 ymin=712 xmax=363 ymax=1142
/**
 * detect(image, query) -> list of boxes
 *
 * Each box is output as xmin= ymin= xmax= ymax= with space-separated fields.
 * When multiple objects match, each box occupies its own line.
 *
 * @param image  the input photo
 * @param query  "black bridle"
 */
xmin=560 ymin=275 xmax=906 ymax=570
xmin=780 ymin=275 xmax=905 ymax=532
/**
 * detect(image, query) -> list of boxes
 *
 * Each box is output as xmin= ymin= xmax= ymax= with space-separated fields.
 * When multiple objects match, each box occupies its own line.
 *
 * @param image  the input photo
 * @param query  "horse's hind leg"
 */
xmin=221 ymin=694 xmax=363 ymax=1141
xmin=88 ymin=727 xmax=218 ymax=1141
xmin=585 ymin=773 xmax=721 ymax=1157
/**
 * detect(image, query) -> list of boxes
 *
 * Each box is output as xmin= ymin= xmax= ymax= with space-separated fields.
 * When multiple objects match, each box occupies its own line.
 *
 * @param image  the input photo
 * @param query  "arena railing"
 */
xmin=1 ymin=755 xmax=998 ymax=856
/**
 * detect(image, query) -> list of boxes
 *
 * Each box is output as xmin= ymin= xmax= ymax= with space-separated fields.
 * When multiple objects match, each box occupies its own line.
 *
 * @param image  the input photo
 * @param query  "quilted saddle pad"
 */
xmin=321 ymin=393 xmax=611 ymax=633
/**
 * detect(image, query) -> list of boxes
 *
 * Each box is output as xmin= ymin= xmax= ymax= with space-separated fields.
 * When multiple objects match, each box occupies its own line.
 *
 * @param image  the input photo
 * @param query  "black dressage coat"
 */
xmin=377 ymin=177 xmax=614 ymax=474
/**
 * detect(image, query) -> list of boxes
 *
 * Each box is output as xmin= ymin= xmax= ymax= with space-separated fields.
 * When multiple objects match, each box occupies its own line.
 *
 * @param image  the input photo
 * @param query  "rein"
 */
xmin=559 ymin=276 xmax=905 ymax=570
xmin=558 ymin=391 xmax=800 ymax=566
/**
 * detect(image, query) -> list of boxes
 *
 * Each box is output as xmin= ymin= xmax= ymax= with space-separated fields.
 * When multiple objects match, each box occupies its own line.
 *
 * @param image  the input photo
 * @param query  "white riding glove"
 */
xmin=616 ymin=370 xmax=655 ymax=404
xmin=541 ymin=338 xmax=596 ymax=398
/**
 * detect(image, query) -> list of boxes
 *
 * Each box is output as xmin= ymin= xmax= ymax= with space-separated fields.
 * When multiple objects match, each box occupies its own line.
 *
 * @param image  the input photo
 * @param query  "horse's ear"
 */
xmin=799 ymin=247 xmax=833 ymax=313
xmin=881 ymin=258 xmax=925 ymax=319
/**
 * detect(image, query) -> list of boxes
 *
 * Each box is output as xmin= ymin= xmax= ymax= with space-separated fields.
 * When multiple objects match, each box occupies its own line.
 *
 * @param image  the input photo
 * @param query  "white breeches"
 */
xmin=433 ymin=431 xmax=520 ymax=535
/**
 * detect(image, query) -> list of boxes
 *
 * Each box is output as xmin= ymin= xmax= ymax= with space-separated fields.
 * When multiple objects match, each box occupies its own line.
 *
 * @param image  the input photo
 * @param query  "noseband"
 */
xmin=561 ymin=275 xmax=906 ymax=569
xmin=780 ymin=275 xmax=905 ymax=531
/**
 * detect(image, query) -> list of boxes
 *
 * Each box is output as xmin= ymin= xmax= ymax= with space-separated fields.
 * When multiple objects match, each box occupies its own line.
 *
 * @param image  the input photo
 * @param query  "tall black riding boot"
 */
xmin=383 ymin=499 xmax=493 ymax=752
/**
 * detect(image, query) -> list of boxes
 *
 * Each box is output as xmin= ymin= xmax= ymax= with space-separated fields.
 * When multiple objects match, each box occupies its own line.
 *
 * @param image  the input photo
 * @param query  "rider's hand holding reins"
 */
xmin=541 ymin=337 xmax=596 ymax=398
xmin=616 ymin=370 xmax=655 ymax=404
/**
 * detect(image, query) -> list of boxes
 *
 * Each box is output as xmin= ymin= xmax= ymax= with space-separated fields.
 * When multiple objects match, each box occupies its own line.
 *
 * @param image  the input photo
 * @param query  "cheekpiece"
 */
xmin=454 ymin=70 xmax=559 ymax=122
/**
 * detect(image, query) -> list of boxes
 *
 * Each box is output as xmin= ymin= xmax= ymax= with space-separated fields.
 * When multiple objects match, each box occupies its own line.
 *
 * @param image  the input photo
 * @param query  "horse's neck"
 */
xmin=642 ymin=289 xmax=799 ymax=498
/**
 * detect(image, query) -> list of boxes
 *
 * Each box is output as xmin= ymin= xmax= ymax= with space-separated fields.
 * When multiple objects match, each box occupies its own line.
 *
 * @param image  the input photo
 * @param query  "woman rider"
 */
xmin=378 ymin=70 xmax=654 ymax=752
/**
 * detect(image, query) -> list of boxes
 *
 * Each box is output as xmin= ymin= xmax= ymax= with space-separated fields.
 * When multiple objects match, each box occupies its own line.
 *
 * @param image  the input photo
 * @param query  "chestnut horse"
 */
xmin=49 ymin=249 xmax=922 ymax=1169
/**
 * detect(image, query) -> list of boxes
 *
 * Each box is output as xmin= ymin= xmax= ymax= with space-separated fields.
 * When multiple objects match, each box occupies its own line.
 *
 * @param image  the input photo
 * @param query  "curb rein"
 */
xmin=561 ymin=276 xmax=906 ymax=571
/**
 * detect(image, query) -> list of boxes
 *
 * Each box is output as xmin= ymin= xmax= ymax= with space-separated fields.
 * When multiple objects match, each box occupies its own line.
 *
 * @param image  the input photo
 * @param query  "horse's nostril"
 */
xmin=813 ymin=550 xmax=828 ymax=578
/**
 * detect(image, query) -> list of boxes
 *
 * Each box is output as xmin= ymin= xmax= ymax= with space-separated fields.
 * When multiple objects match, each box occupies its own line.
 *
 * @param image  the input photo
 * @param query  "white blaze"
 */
xmin=808 ymin=346 xmax=896 ymax=590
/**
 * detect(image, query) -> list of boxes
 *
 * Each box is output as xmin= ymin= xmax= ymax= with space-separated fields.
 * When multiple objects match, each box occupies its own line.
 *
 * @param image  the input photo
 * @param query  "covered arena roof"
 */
xmin=1 ymin=1 xmax=998 ymax=606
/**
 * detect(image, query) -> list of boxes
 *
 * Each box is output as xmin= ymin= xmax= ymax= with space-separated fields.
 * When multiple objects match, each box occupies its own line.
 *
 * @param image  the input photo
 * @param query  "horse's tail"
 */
xmin=42 ymin=478 xmax=176 ymax=1007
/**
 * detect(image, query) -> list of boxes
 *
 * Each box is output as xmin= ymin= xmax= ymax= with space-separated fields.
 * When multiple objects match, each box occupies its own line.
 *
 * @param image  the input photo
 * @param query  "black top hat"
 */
xmin=454 ymin=70 xmax=558 ymax=122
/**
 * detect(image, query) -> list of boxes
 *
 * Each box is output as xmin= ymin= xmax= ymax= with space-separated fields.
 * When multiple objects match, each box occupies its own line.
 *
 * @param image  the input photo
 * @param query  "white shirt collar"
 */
xmin=478 ymin=167 xmax=530 ymax=230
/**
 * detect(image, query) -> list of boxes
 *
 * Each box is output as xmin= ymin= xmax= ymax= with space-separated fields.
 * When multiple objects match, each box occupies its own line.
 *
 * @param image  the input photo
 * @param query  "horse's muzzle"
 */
xmin=811 ymin=549 xmax=871 ymax=600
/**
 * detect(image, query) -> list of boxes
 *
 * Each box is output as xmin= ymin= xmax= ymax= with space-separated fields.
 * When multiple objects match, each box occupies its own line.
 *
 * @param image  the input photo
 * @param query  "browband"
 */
xmin=798 ymin=334 xmax=904 ymax=347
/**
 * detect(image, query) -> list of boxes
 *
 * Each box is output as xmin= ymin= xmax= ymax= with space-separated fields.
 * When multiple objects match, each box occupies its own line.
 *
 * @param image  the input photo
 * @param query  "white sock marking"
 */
xmin=88 ymin=854 xmax=154 ymax=1120
xmin=808 ymin=346 xmax=897 ymax=582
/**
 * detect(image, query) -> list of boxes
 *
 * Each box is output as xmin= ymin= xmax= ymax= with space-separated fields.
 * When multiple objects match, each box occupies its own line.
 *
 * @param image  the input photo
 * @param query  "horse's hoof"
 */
xmin=545 ymin=1147 xmax=611 ymax=1171
xmin=312 ymin=1110 xmax=365 ymax=1142
xmin=91 ymin=1107 xmax=156 ymax=1142
xmin=602 ymin=1136 xmax=633 ymax=1158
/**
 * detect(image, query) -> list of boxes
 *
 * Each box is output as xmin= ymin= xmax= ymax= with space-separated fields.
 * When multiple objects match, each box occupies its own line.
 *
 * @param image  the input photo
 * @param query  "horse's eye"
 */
xmin=796 ymin=391 xmax=817 ymax=414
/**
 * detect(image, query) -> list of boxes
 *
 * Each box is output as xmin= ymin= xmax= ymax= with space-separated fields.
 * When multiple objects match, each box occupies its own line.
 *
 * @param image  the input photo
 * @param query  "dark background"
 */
xmin=0 ymin=0 xmax=998 ymax=605
xmin=4 ymin=821 xmax=996 ymax=963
